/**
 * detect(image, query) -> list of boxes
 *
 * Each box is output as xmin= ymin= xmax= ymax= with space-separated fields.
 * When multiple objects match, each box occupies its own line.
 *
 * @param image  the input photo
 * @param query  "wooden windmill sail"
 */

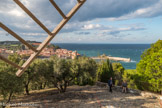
xmin=0 ymin=0 xmax=86 ymax=77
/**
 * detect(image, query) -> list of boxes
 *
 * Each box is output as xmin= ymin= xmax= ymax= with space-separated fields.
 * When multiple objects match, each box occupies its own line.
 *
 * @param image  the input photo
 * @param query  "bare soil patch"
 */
xmin=9 ymin=85 xmax=161 ymax=108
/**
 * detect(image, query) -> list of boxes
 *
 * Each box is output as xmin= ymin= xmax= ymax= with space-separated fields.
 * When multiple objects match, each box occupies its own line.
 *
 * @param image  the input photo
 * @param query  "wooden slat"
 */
xmin=0 ymin=22 xmax=37 ymax=52
xmin=13 ymin=0 xmax=52 ymax=35
xmin=0 ymin=54 xmax=23 ymax=69
xmin=16 ymin=0 xmax=86 ymax=77
xmin=77 ymin=0 xmax=81 ymax=3
xmin=49 ymin=0 xmax=67 ymax=19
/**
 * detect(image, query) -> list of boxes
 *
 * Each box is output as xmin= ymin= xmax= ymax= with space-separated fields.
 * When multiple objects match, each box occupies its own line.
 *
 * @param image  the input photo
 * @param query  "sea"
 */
xmin=54 ymin=43 xmax=151 ymax=69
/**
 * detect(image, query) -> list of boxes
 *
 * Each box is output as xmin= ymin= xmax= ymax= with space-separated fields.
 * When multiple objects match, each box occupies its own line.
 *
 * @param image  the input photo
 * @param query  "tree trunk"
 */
xmin=25 ymin=85 xmax=30 ymax=95
xmin=63 ymin=81 xmax=67 ymax=92
xmin=60 ymin=85 xmax=64 ymax=92
xmin=7 ymin=91 xmax=13 ymax=103
xmin=1 ymin=91 xmax=14 ymax=108
xmin=39 ymin=83 xmax=43 ymax=89
xmin=2 ymin=105 xmax=5 ymax=108
xmin=43 ymin=82 xmax=46 ymax=89
xmin=60 ymin=81 xmax=67 ymax=93
xmin=1 ymin=102 xmax=6 ymax=108
xmin=53 ymin=82 xmax=61 ymax=93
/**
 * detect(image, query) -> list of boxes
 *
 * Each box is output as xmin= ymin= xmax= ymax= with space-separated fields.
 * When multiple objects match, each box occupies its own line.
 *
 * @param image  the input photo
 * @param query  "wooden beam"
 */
xmin=77 ymin=0 xmax=81 ymax=3
xmin=0 ymin=22 xmax=37 ymax=52
xmin=13 ymin=0 xmax=52 ymax=35
xmin=77 ymin=0 xmax=85 ymax=3
xmin=49 ymin=0 xmax=67 ymax=19
xmin=16 ymin=0 xmax=86 ymax=77
xmin=0 ymin=55 xmax=23 ymax=69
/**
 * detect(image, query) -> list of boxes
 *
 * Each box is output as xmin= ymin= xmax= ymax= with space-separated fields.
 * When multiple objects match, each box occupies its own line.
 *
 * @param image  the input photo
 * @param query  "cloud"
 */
xmin=108 ymin=31 xmax=120 ymax=35
xmin=1 ymin=0 xmax=160 ymax=26
xmin=73 ymin=0 xmax=160 ymax=21
xmin=76 ymin=31 xmax=90 ymax=35
xmin=94 ymin=24 xmax=146 ymax=37
xmin=21 ymin=33 xmax=47 ymax=36
xmin=0 ymin=0 xmax=161 ymax=43
xmin=82 ymin=24 xmax=101 ymax=30
xmin=107 ymin=0 xmax=162 ymax=20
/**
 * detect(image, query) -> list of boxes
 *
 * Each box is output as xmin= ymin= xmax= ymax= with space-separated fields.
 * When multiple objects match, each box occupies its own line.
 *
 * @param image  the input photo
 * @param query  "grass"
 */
xmin=10 ymin=44 xmax=19 ymax=47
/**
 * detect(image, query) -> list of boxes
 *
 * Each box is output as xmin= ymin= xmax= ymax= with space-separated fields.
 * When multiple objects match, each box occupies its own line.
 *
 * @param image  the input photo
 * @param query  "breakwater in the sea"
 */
xmin=91 ymin=56 xmax=131 ymax=62
xmin=54 ymin=43 xmax=151 ymax=69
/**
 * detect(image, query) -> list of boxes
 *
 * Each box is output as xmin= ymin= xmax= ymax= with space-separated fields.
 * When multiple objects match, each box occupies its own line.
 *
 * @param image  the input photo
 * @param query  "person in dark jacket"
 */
xmin=108 ymin=77 xmax=113 ymax=93
xmin=122 ymin=80 xmax=127 ymax=93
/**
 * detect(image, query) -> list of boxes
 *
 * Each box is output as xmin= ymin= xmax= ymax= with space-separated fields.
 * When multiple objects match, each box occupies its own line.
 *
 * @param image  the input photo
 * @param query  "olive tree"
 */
xmin=0 ymin=54 xmax=23 ymax=107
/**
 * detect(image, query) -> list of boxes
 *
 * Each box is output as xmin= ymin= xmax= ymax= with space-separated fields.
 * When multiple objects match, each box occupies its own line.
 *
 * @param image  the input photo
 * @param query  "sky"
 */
xmin=0 ymin=0 xmax=162 ymax=44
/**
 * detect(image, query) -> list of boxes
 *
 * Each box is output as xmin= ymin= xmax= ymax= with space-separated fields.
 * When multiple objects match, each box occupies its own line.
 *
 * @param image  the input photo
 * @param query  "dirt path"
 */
xmin=10 ymin=85 xmax=161 ymax=108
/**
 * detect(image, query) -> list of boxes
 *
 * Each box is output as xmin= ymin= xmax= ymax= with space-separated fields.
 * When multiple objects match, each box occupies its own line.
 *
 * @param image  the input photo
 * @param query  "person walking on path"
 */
xmin=108 ymin=77 xmax=113 ymax=93
xmin=122 ymin=80 xmax=127 ymax=93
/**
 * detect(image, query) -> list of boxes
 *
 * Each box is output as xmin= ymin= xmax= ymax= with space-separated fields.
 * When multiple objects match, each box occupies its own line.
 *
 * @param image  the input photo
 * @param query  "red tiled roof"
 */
xmin=32 ymin=43 xmax=41 ymax=46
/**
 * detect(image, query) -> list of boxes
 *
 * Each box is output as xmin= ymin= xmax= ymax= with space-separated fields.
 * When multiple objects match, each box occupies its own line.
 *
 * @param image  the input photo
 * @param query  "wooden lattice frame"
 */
xmin=0 ymin=0 xmax=86 ymax=77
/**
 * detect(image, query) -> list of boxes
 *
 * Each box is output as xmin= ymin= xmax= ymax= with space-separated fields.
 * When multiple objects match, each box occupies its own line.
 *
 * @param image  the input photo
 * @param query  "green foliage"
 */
xmin=31 ymin=59 xmax=49 ymax=90
xmin=71 ymin=57 xmax=97 ymax=85
xmin=122 ymin=69 xmax=138 ymax=89
xmin=0 ymin=54 xmax=97 ymax=100
xmin=97 ymin=59 xmax=114 ymax=83
xmin=141 ymin=40 xmax=162 ymax=59
xmin=137 ymin=40 xmax=162 ymax=92
xmin=22 ymin=59 xmax=53 ymax=95
xmin=0 ymin=54 xmax=24 ymax=105
xmin=47 ymin=44 xmax=60 ymax=49
xmin=112 ymin=62 xmax=125 ymax=86
xmin=21 ymin=59 xmax=37 ymax=95
xmin=48 ymin=56 xmax=97 ymax=92
xmin=50 ymin=56 xmax=72 ymax=92
xmin=0 ymin=40 xmax=161 ymax=102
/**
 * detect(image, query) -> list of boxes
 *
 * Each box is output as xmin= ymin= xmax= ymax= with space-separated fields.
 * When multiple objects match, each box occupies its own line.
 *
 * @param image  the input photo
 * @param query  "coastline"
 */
xmin=91 ymin=56 xmax=131 ymax=62
xmin=54 ymin=44 xmax=150 ymax=69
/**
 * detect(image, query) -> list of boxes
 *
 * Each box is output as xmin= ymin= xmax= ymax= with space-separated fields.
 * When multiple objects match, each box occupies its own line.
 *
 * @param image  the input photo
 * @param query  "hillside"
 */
xmin=8 ymin=85 xmax=161 ymax=108
xmin=0 ymin=41 xmax=41 ymax=45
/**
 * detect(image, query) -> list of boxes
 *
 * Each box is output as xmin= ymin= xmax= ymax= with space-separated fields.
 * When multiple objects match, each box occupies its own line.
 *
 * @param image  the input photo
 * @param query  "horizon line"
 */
xmin=52 ymin=43 xmax=152 ymax=44
xmin=0 ymin=40 xmax=152 ymax=44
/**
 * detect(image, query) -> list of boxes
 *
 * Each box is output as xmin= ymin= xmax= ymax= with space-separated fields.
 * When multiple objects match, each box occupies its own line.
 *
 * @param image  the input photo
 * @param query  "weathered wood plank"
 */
xmin=14 ymin=0 xmax=52 ymax=35
xmin=0 ymin=22 xmax=37 ymax=52
xmin=77 ymin=0 xmax=81 ymax=3
xmin=49 ymin=0 xmax=67 ymax=19
xmin=0 ymin=54 xmax=23 ymax=69
xmin=16 ymin=0 xmax=86 ymax=77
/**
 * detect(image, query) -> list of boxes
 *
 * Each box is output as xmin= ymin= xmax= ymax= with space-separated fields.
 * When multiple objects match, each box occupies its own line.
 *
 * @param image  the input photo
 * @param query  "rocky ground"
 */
xmin=9 ymin=85 xmax=161 ymax=108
